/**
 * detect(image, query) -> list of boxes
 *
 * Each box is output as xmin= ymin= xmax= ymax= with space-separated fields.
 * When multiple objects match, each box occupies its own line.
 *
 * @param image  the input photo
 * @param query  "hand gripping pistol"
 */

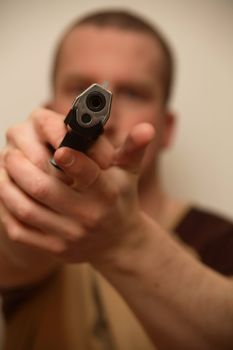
xmin=51 ymin=83 xmax=112 ymax=168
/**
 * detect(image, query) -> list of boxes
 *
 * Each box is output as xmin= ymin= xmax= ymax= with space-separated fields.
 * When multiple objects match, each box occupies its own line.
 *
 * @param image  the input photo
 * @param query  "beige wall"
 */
xmin=0 ymin=1 xmax=232 ymax=346
xmin=0 ymin=0 xmax=232 ymax=220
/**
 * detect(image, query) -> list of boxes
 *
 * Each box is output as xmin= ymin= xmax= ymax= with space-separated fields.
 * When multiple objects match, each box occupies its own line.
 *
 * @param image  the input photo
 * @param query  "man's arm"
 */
xmin=1 ymin=109 xmax=232 ymax=349
xmin=52 ymin=133 xmax=233 ymax=348
xmin=0 ymin=218 xmax=59 ymax=289
xmin=95 ymin=215 xmax=233 ymax=350
xmin=1 ymin=154 xmax=233 ymax=349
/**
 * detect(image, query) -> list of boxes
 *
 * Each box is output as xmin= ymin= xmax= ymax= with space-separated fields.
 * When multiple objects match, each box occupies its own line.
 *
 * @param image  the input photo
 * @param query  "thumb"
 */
xmin=113 ymin=123 xmax=155 ymax=173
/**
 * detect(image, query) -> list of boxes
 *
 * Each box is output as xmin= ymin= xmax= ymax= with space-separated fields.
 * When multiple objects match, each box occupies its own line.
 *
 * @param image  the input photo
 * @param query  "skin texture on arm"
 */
xmin=0 ymin=110 xmax=233 ymax=349
xmin=96 ymin=216 xmax=233 ymax=350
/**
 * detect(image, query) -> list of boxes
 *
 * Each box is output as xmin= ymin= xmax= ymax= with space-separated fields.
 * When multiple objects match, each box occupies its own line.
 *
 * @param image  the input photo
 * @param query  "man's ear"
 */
xmin=160 ymin=111 xmax=176 ymax=149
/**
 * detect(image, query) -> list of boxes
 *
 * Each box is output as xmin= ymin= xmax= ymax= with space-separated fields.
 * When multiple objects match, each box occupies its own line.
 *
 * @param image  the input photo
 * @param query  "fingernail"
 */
xmin=57 ymin=151 xmax=75 ymax=167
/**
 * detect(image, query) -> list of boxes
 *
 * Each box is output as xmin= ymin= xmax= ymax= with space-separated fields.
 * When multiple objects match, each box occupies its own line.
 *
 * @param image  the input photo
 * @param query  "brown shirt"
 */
xmin=1 ymin=207 xmax=233 ymax=350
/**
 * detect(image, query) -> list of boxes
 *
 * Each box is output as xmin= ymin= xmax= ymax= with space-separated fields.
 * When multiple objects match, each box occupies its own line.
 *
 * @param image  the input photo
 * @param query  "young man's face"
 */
xmin=52 ymin=25 xmax=174 ymax=179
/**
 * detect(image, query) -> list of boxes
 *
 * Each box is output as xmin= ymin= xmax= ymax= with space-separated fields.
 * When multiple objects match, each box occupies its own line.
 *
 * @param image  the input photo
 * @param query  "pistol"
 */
xmin=51 ymin=83 xmax=112 ymax=168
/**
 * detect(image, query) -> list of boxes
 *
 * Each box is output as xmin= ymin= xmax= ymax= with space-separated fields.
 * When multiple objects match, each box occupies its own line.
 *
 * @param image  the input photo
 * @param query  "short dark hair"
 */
xmin=52 ymin=9 xmax=175 ymax=104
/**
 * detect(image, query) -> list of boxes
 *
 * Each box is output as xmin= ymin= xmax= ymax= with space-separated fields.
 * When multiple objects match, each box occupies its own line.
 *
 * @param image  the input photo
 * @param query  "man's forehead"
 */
xmin=53 ymin=22 xmax=171 ymax=103
xmin=61 ymin=24 xmax=163 ymax=64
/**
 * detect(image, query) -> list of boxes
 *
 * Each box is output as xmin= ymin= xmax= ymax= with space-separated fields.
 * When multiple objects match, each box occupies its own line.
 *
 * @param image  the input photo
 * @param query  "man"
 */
xmin=0 ymin=9 xmax=233 ymax=350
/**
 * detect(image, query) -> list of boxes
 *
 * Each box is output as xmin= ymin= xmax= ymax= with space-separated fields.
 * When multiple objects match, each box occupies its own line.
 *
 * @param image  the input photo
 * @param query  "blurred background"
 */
xmin=0 ymin=1 xmax=233 ymax=347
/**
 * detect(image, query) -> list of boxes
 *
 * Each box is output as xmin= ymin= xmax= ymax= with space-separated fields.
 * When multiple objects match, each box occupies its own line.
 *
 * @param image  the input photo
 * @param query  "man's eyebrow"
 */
xmin=122 ymin=78 xmax=158 ymax=91
xmin=62 ymin=73 xmax=158 ymax=92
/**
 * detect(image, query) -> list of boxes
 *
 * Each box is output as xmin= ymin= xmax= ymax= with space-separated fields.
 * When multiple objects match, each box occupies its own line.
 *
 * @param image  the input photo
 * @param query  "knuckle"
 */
xmin=0 ymin=180 xmax=6 ymax=193
xmin=0 ymin=205 xmax=23 ymax=242
xmin=63 ymin=225 xmax=78 ymax=242
xmin=6 ymin=125 xmax=21 ymax=144
xmin=33 ymin=109 xmax=65 ymax=148
xmin=30 ymin=108 xmax=56 ymax=134
xmin=82 ymin=210 xmax=101 ymax=231
xmin=30 ymin=177 xmax=49 ymax=200
xmin=33 ymin=157 xmax=47 ymax=171
xmin=0 ymin=150 xmax=7 ymax=166
xmin=16 ymin=203 xmax=33 ymax=222
xmin=50 ymin=240 xmax=67 ymax=255
xmin=7 ymin=223 xmax=22 ymax=242
xmin=29 ymin=107 xmax=48 ymax=122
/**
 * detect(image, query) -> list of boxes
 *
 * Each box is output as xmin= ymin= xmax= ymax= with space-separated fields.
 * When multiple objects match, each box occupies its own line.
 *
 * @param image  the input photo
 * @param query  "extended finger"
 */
xmin=113 ymin=123 xmax=155 ymax=173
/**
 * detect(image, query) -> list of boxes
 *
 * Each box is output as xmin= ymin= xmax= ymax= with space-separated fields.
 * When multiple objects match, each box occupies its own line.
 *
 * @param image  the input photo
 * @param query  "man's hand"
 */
xmin=0 ymin=108 xmax=155 ymax=265
xmin=1 ymin=109 xmax=233 ymax=348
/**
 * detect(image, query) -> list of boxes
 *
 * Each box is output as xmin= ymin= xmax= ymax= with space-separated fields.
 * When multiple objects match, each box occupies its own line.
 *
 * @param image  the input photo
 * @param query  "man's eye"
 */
xmin=120 ymin=88 xmax=142 ymax=99
xmin=126 ymin=90 xmax=139 ymax=98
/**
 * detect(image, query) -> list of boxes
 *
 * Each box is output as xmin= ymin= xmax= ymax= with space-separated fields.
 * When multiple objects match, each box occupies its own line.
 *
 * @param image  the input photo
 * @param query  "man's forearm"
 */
xmin=0 ymin=221 xmax=59 ymax=289
xmin=96 ymin=213 xmax=233 ymax=350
